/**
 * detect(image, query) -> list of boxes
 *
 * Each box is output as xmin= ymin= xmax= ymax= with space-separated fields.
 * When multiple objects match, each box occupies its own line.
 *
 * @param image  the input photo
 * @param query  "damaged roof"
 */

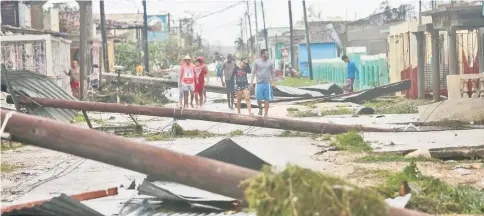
xmin=1 ymin=194 xmax=103 ymax=216
xmin=0 ymin=69 xmax=78 ymax=123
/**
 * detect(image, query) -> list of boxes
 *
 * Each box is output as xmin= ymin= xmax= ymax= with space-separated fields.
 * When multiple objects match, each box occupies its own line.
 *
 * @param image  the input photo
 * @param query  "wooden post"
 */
xmin=302 ymin=0 xmax=314 ymax=80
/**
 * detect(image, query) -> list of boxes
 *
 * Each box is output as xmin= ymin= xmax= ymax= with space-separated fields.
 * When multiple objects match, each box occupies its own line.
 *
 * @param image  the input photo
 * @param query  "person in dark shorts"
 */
xmin=221 ymin=54 xmax=236 ymax=109
xmin=341 ymin=55 xmax=359 ymax=93
xmin=231 ymin=59 xmax=252 ymax=115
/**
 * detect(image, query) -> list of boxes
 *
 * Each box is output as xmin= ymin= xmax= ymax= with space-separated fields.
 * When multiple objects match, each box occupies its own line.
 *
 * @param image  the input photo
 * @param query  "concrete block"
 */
xmin=418 ymin=98 xmax=484 ymax=123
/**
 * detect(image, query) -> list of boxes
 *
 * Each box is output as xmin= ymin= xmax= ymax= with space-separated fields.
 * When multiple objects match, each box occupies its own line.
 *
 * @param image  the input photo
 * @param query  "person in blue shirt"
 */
xmin=342 ymin=55 xmax=359 ymax=93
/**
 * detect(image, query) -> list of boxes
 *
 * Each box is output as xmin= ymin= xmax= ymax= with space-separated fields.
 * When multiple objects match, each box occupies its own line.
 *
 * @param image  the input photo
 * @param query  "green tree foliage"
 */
xmin=114 ymin=36 xmax=201 ymax=75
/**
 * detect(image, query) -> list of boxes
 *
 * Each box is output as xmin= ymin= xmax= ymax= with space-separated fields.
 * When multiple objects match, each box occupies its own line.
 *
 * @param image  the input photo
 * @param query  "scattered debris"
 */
xmin=405 ymin=149 xmax=432 ymax=159
xmin=383 ymin=145 xmax=484 ymax=161
xmin=356 ymin=107 xmax=375 ymax=115
xmin=195 ymin=138 xmax=270 ymax=171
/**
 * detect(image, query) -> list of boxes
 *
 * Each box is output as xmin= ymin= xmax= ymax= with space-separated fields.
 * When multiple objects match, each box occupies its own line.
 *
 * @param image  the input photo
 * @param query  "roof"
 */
xmin=1 ymin=25 xmax=71 ymax=37
xmin=93 ymin=18 xmax=143 ymax=30
xmin=1 ymin=194 xmax=103 ymax=216
xmin=0 ymin=69 xmax=78 ymax=123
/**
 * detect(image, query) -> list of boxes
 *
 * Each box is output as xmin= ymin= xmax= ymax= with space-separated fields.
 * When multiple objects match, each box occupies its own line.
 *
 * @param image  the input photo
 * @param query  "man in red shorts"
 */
xmin=194 ymin=56 xmax=208 ymax=107
xmin=64 ymin=60 xmax=80 ymax=99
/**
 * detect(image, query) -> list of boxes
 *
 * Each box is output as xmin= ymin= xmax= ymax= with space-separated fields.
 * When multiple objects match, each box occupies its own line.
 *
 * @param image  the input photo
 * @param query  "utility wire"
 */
xmin=193 ymin=1 xmax=245 ymax=21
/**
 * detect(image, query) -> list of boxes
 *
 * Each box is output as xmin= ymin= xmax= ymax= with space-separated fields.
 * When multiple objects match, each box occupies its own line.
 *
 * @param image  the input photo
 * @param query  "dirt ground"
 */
xmin=312 ymin=151 xmax=484 ymax=190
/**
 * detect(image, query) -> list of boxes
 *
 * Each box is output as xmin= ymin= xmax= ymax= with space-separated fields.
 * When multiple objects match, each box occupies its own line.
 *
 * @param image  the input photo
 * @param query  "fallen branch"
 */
xmin=0 ymin=110 xmax=428 ymax=216
xmin=13 ymin=96 xmax=394 ymax=134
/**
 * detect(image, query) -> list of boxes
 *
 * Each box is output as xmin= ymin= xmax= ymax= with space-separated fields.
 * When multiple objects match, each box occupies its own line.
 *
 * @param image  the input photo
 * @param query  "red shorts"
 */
xmin=70 ymin=81 xmax=80 ymax=89
xmin=194 ymin=82 xmax=205 ymax=94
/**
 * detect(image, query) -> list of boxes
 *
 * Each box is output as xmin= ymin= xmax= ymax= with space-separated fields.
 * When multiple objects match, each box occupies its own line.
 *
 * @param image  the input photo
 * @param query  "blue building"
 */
xmin=298 ymin=42 xmax=338 ymax=77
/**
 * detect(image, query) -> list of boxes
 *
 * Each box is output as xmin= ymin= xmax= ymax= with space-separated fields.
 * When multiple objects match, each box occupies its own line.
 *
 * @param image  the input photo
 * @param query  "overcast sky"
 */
xmin=45 ymin=0 xmax=437 ymax=46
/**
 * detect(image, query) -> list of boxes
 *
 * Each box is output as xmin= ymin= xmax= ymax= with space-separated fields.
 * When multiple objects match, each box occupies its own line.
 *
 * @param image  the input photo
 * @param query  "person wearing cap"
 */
xmin=194 ymin=56 xmax=208 ymax=107
xmin=180 ymin=55 xmax=197 ymax=108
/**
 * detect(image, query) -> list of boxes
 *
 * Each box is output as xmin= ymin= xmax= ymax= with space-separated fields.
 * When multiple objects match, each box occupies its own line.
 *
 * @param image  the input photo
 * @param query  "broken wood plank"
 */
xmin=14 ymin=96 xmax=394 ymax=134
xmin=0 ymin=110 xmax=429 ymax=216
xmin=381 ymin=145 xmax=484 ymax=160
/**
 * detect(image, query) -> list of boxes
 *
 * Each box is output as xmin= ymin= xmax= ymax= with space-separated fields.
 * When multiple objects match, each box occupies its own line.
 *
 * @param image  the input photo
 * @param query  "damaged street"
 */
xmin=2 ymin=1 xmax=484 ymax=215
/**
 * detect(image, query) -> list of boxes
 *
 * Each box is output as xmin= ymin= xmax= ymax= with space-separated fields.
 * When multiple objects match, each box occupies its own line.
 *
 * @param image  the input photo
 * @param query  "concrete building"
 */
xmin=415 ymin=3 xmax=484 ymax=101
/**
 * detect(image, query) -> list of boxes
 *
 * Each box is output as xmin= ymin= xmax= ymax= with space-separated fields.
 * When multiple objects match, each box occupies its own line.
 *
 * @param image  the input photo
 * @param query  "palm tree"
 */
xmin=234 ymin=38 xmax=246 ymax=53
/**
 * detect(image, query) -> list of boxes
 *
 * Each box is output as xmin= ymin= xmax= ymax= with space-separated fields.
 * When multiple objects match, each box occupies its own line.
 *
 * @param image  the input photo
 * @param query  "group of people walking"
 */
xmin=178 ymin=49 xmax=276 ymax=117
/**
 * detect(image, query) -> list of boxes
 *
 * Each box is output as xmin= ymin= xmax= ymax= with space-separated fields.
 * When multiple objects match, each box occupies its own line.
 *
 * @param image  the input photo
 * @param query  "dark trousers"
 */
xmin=225 ymin=79 xmax=235 ymax=108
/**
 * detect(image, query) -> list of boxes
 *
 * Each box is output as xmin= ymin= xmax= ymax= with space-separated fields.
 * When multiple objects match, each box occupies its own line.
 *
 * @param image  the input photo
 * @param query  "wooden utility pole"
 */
xmin=142 ymin=0 xmax=149 ymax=72
xmin=288 ymin=0 xmax=295 ymax=70
xmin=178 ymin=20 xmax=182 ymax=46
xmin=78 ymin=1 xmax=89 ymax=99
xmin=14 ymin=97 xmax=395 ymax=134
xmin=99 ymin=0 xmax=109 ymax=90
xmin=246 ymin=1 xmax=254 ymax=56
xmin=302 ymin=0 xmax=313 ymax=80
xmin=253 ymin=0 xmax=259 ymax=55
xmin=261 ymin=0 xmax=268 ymax=49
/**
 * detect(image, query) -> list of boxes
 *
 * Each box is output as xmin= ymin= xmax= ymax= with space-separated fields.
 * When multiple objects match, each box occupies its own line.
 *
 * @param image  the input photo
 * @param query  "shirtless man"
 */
xmin=64 ymin=60 xmax=80 ymax=99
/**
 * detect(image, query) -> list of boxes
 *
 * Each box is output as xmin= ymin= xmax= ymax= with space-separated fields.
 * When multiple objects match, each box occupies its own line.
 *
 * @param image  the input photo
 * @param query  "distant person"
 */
xmin=64 ymin=60 xmax=80 ymax=99
xmin=221 ymin=54 xmax=236 ymax=109
xmin=215 ymin=58 xmax=223 ymax=82
xmin=194 ymin=56 xmax=208 ymax=107
xmin=179 ymin=55 xmax=197 ymax=108
xmin=341 ymin=55 xmax=359 ymax=93
xmin=250 ymin=49 xmax=276 ymax=117
xmin=231 ymin=59 xmax=252 ymax=115
xmin=159 ymin=58 xmax=184 ymax=107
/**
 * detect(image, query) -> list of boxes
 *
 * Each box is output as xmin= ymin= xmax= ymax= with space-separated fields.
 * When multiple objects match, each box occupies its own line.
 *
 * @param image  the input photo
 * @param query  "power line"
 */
xmin=193 ymin=1 xmax=245 ymax=21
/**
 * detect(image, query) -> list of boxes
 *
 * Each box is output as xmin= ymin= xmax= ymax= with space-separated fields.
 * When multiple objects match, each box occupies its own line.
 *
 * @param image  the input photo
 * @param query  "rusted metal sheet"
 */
xmin=0 ymin=110 xmax=429 ymax=216
xmin=1 ymin=194 xmax=104 ymax=216
xmin=1 ymin=187 xmax=118 ymax=213
xmin=0 ymin=70 xmax=78 ymax=123
xmin=13 ymin=97 xmax=394 ymax=134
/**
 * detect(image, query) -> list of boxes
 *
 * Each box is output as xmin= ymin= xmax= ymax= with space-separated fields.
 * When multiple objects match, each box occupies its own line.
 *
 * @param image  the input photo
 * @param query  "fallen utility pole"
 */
xmin=0 ymin=110 xmax=258 ymax=200
xmin=14 ymin=97 xmax=394 ymax=134
xmin=0 ymin=110 xmax=429 ymax=216
xmin=1 ymin=187 xmax=118 ymax=213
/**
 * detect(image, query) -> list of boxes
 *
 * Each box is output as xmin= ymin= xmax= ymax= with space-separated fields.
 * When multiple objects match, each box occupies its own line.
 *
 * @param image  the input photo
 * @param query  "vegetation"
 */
xmin=356 ymin=153 xmax=439 ymax=163
xmin=229 ymin=130 xmax=244 ymax=136
xmin=375 ymin=162 xmax=484 ymax=214
xmin=1 ymin=141 xmax=23 ymax=152
xmin=329 ymin=130 xmax=372 ymax=152
xmin=1 ymin=162 xmax=20 ymax=173
xmin=287 ymin=107 xmax=354 ymax=118
xmin=363 ymin=98 xmax=431 ymax=114
xmin=243 ymin=164 xmax=389 ymax=216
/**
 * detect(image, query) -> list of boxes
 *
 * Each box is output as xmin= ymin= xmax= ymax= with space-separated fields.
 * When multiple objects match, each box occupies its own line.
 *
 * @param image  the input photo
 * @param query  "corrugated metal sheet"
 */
xmin=2 ymin=194 xmax=103 ymax=216
xmin=1 ymin=69 xmax=78 ymax=123
xmin=275 ymin=86 xmax=323 ymax=97
xmin=120 ymin=198 xmax=256 ymax=216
